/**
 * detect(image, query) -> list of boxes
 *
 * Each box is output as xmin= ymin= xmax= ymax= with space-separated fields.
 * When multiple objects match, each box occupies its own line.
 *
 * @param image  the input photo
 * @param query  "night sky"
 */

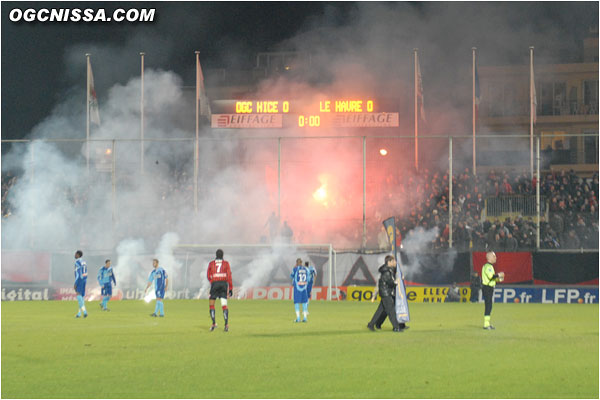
xmin=1 ymin=2 xmax=597 ymax=140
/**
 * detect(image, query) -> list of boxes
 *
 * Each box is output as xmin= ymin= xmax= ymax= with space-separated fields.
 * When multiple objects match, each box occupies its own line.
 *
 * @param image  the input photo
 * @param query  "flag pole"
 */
xmin=536 ymin=136 xmax=541 ymax=249
xmin=414 ymin=48 xmax=418 ymax=171
xmin=472 ymin=47 xmax=477 ymax=176
xmin=86 ymin=53 xmax=91 ymax=173
xmin=194 ymin=51 xmax=200 ymax=214
xmin=529 ymin=46 xmax=534 ymax=179
xmin=140 ymin=52 xmax=145 ymax=175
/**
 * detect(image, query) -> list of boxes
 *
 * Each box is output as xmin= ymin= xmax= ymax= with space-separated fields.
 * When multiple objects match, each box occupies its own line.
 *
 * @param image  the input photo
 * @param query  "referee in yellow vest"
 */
xmin=481 ymin=251 xmax=504 ymax=330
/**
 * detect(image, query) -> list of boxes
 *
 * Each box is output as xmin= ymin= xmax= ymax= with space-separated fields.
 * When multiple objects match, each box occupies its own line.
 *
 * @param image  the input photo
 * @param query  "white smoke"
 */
xmin=237 ymin=242 xmax=309 ymax=298
xmin=154 ymin=232 xmax=181 ymax=296
xmin=400 ymin=227 xmax=458 ymax=280
xmin=114 ymin=238 xmax=146 ymax=288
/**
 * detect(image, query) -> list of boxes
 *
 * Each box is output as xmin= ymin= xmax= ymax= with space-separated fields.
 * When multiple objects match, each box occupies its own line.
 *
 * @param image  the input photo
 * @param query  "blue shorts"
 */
xmin=307 ymin=283 xmax=313 ymax=296
xmin=101 ymin=284 xmax=112 ymax=296
xmin=155 ymin=289 xmax=165 ymax=299
xmin=293 ymin=287 xmax=309 ymax=304
xmin=75 ymin=283 xmax=86 ymax=297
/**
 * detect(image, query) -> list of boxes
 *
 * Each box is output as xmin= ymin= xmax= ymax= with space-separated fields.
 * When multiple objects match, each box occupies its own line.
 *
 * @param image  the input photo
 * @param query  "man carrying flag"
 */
xmin=367 ymin=255 xmax=403 ymax=332
xmin=367 ymin=218 xmax=410 ymax=332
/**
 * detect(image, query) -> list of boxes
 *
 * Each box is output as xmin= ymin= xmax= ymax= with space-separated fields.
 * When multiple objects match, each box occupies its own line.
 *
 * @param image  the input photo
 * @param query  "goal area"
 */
xmin=174 ymin=243 xmax=337 ymax=300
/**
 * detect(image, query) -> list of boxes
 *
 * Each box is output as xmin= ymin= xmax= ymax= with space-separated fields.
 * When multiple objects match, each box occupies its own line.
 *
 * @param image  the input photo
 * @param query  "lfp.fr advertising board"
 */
xmin=345 ymin=286 xmax=599 ymax=304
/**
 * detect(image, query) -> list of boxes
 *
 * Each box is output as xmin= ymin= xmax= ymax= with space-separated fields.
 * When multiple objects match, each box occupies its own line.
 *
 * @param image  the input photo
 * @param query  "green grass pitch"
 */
xmin=1 ymin=299 xmax=598 ymax=398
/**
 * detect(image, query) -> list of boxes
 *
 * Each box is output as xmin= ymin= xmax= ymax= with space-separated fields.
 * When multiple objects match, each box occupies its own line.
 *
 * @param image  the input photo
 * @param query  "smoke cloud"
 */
xmin=2 ymin=3 xmax=596 ymax=286
xmin=114 ymin=238 xmax=146 ymax=288
xmin=400 ymin=226 xmax=458 ymax=281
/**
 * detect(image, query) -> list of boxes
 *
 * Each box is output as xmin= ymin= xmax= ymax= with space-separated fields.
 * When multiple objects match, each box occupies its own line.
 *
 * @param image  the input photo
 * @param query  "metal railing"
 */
xmin=486 ymin=195 xmax=548 ymax=218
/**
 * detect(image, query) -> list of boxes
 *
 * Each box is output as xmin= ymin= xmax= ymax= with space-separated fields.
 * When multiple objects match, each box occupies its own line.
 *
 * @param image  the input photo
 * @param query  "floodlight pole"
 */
xmin=472 ymin=47 xmax=477 ymax=176
xmin=328 ymin=244 xmax=333 ymax=301
xmin=194 ymin=51 xmax=200 ymax=214
xmin=112 ymin=139 xmax=116 ymax=224
xmin=536 ymin=136 xmax=541 ymax=249
xmin=449 ymin=136 xmax=453 ymax=248
xmin=278 ymin=137 xmax=281 ymax=219
xmin=85 ymin=53 xmax=91 ymax=173
xmin=140 ymin=52 xmax=145 ymax=175
xmin=362 ymin=136 xmax=367 ymax=248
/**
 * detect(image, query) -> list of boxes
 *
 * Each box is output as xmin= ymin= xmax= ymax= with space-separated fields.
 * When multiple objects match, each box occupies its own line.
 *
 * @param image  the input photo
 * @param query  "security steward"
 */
xmin=367 ymin=255 xmax=404 ymax=332
xmin=481 ymin=251 xmax=504 ymax=330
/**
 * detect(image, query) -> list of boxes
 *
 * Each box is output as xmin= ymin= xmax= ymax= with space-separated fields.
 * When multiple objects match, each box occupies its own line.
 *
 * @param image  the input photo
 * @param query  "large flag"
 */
xmin=383 ymin=217 xmax=397 ymax=258
xmin=196 ymin=56 xmax=212 ymax=117
xmin=383 ymin=217 xmax=410 ymax=323
xmin=417 ymin=59 xmax=426 ymax=122
xmin=87 ymin=61 xmax=100 ymax=125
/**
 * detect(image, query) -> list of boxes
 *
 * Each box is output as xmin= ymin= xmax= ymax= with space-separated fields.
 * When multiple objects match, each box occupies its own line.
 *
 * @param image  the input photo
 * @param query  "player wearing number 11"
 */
xmin=291 ymin=258 xmax=310 ymax=322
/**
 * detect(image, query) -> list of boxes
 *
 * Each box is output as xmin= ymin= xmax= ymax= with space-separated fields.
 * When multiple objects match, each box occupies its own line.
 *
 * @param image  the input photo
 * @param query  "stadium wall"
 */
xmin=2 ymin=284 xmax=597 ymax=304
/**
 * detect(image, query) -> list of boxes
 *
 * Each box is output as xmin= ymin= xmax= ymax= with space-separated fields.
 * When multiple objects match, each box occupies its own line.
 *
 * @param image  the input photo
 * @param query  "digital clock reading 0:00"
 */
xmin=298 ymin=115 xmax=321 ymax=127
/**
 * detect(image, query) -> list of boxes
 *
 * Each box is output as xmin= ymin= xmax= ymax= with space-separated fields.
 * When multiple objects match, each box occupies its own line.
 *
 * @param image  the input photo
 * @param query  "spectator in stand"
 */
xmin=563 ymin=229 xmax=581 ymax=249
xmin=501 ymin=178 xmax=513 ymax=194
xmin=454 ymin=221 xmax=470 ymax=251
xmin=505 ymin=233 xmax=518 ymax=252
xmin=281 ymin=221 xmax=293 ymax=243
xmin=395 ymin=227 xmax=402 ymax=249
xmin=265 ymin=212 xmax=280 ymax=242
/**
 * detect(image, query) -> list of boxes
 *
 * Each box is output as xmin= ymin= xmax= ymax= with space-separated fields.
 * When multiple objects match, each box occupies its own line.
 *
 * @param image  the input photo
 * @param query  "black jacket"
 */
xmin=378 ymin=264 xmax=397 ymax=298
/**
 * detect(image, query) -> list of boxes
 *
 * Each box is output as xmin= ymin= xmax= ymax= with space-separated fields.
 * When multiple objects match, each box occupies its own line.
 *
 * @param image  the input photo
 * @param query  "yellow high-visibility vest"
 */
xmin=481 ymin=263 xmax=496 ymax=287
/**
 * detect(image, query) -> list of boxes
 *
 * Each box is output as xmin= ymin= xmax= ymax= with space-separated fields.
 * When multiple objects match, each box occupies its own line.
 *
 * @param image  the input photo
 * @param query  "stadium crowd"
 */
xmin=388 ymin=168 xmax=598 ymax=251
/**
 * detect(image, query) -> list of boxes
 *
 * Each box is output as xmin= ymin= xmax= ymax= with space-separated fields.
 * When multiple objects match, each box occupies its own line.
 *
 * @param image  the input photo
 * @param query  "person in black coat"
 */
xmin=367 ymin=255 xmax=406 ymax=332
xmin=470 ymin=271 xmax=482 ymax=303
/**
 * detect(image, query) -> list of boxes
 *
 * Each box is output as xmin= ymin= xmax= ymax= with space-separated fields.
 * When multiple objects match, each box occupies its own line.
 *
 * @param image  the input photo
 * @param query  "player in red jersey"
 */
xmin=207 ymin=249 xmax=233 ymax=332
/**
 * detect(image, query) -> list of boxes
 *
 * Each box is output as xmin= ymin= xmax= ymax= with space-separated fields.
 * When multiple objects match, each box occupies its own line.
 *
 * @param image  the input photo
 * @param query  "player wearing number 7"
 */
xmin=207 ymin=249 xmax=233 ymax=332
xmin=291 ymin=258 xmax=310 ymax=322
xmin=481 ymin=251 xmax=504 ymax=330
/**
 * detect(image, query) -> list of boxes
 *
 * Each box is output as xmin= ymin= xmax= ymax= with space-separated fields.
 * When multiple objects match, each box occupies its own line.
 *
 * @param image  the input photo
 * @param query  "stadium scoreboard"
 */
xmin=211 ymin=99 xmax=399 ymax=129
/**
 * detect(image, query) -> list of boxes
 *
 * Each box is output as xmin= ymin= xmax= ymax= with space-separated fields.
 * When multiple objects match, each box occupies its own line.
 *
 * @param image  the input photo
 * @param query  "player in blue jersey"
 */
xmin=305 ymin=261 xmax=317 ymax=308
xmin=97 ymin=259 xmax=116 ymax=311
xmin=144 ymin=259 xmax=168 ymax=317
xmin=291 ymin=258 xmax=310 ymax=322
xmin=74 ymin=250 xmax=88 ymax=318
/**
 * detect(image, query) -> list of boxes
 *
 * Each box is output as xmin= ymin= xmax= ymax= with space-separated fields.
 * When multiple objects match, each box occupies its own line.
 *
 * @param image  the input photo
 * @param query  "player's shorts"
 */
xmin=101 ymin=284 xmax=112 ymax=296
xmin=155 ymin=289 xmax=165 ymax=299
xmin=293 ymin=286 xmax=309 ymax=304
xmin=210 ymin=281 xmax=228 ymax=299
xmin=307 ymin=283 xmax=313 ymax=296
xmin=75 ymin=283 xmax=86 ymax=297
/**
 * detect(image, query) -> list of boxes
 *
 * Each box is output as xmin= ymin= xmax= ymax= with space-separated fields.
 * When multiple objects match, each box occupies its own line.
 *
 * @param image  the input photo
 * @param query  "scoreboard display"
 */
xmin=211 ymin=99 xmax=399 ymax=129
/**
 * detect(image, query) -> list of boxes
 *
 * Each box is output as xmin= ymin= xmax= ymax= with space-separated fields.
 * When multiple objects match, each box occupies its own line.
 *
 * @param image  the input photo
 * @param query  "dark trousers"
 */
xmin=368 ymin=295 xmax=399 ymax=330
xmin=470 ymin=287 xmax=480 ymax=302
xmin=482 ymin=285 xmax=494 ymax=316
